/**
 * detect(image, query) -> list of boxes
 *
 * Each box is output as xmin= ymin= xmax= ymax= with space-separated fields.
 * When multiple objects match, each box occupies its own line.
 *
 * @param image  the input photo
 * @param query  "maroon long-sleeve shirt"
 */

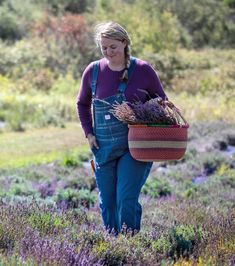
xmin=76 ymin=57 xmax=167 ymax=137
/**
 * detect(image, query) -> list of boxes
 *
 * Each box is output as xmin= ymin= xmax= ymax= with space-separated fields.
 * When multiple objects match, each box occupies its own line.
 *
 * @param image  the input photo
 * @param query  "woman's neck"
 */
xmin=106 ymin=59 xmax=125 ymax=71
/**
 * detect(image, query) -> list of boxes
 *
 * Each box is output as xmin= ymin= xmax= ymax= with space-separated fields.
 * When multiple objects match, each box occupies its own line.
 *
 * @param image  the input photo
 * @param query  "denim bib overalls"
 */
xmin=91 ymin=57 xmax=152 ymax=233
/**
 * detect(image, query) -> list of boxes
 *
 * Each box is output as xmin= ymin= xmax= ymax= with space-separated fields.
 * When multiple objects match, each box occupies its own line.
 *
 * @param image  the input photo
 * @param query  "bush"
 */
xmin=0 ymin=92 xmax=75 ymax=131
xmin=0 ymin=6 xmax=23 ymax=40
xmin=0 ymin=0 xmax=43 ymax=41
xmin=143 ymin=51 xmax=189 ymax=88
xmin=0 ymin=39 xmax=46 ymax=79
xmin=54 ymin=188 xmax=97 ymax=208
xmin=169 ymin=224 xmax=203 ymax=258
xmin=93 ymin=0 xmax=181 ymax=55
xmin=157 ymin=0 xmax=234 ymax=48
xmin=28 ymin=212 xmax=69 ymax=234
xmin=142 ymin=176 xmax=172 ymax=198
xmin=33 ymin=13 xmax=96 ymax=78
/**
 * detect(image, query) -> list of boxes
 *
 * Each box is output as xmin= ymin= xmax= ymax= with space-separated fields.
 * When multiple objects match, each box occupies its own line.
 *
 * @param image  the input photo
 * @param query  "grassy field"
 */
xmin=0 ymin=123 xmax=88 ymax=169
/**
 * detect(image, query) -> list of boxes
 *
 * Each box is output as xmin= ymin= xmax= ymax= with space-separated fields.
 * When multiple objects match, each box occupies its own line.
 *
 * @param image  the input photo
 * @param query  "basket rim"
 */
xmin=128 ymin=124 xmax=189 ymax=129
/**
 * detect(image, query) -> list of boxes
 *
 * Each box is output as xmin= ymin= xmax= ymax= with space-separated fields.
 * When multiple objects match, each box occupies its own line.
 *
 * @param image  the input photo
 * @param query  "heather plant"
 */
xmin=19 ymin=227 xmax=96 ymax=266
xmin=216 ymin=167 xmax=235 ymax=188
xmin=27 ymin=212 xmax=70 ymax=235
xmin=0 ymin=120 xmax=234 ymax=265
xmin=54 ymin=188 xmax=97 ymax=209
xmin=0 ymin=175 xmax=37 ymax=197
xmin=111 ymin=97 xmax=180 ymax=125
xmin=169 ymin=224 xmax=202 ymax=258
xmin=142 ymin=175 xmax=172 ymax=198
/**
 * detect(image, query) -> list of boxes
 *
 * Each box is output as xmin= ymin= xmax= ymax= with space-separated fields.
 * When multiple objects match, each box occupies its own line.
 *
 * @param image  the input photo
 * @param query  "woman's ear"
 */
xmin=122 ymin=39 xmax=127 ymax=47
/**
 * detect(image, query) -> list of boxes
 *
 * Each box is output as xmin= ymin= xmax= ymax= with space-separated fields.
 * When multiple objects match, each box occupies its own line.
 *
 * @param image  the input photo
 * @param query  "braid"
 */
xmin=121 ymin=45 xmax=131 ymax=82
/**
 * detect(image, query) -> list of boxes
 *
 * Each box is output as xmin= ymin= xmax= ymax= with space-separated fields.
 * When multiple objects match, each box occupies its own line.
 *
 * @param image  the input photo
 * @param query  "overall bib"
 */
xmin=91 ymin=57 xmax=152 ymax=233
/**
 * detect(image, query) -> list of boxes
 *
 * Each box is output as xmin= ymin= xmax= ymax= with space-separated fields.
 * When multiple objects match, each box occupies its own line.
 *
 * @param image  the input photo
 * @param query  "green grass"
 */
xmin=0 ymin=123 xmax=88 ymax=169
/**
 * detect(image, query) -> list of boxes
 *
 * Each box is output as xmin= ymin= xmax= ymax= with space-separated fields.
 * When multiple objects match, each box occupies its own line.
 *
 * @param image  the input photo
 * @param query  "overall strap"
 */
xmin=118 ymin=57 xmax=137 ymax=93
xmin=91 ymin=60 xmax=100 ymax=97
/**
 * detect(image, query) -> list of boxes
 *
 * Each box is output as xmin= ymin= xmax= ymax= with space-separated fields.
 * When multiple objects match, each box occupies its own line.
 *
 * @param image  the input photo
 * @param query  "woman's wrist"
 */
xmin=87 ymin=133 xmax=94 ymax=139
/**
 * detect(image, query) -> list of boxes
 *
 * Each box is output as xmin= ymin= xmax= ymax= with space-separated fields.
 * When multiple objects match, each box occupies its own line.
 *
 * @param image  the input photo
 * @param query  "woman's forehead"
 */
xmin=100 ymin=37 xmax=122 ymax=46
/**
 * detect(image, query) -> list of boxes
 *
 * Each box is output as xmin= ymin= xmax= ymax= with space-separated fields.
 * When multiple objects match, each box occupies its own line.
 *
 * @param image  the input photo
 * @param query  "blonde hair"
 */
xmin=94 ymin=21 xmax=132 ymax=82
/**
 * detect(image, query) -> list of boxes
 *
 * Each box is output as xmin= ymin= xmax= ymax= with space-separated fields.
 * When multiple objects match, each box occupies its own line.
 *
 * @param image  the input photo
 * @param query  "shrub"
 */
xmin=200 ymin=153 xmax=229 ymax=175
xmin=0 ymin=5 xmax=23 ymax=40
xmin=169 ymin=224 xmax=202 ymax=258
xmin=33 ymin=13 xmax=95 ymax=77
xmin=94 ymin=0 xmax=181 ymax=55
xmin=60 ymin=152 xmax=82 ymax=168
xmin=0 ymin=39 xmax=46 ymax=79
xmin=157 ymin=0 xmax=233 ymax=48
xmin=142 ymin=176 xmax=172 ymax=198
xmin=0 ymin=0 xmax=43 ymax=41
xmin=0 ymin=92 xmax=75 ymax=131
xmin=143 ymin=51 xmax=189 ymax=88
xmin=54 ymin=188 xmax=97 ymax=209
xmin=27 ymin=212 xmax=69 ymax=234
xmin=152 ymin=234 xmax=172 ymax=255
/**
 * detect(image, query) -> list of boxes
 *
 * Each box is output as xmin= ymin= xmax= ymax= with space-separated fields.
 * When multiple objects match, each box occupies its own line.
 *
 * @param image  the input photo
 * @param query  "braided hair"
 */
xmin=94 ymin=21 xmax=132 ymax=82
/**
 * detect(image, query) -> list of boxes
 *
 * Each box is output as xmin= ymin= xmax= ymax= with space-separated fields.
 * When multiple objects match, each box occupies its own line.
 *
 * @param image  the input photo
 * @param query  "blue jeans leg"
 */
xmin=116 ymin=152 xmax=152 ymax=232
xmin=95 ymin=160 xmax=119 ymax=233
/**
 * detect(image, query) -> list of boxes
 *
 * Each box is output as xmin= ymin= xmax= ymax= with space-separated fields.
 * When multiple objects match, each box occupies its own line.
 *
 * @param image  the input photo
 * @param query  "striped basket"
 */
xmin=128 ymin=103 xmax=189 ymax=162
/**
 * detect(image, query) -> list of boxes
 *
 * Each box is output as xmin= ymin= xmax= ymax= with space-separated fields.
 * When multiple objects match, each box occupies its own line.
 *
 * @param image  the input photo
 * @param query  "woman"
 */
xmin=77 ymin=22 xmax=167 ymax=234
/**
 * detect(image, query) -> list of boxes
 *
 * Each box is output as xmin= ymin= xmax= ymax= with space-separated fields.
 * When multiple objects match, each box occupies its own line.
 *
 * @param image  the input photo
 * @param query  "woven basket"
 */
xmin=128 ymin=102 xmax=189 ymax=162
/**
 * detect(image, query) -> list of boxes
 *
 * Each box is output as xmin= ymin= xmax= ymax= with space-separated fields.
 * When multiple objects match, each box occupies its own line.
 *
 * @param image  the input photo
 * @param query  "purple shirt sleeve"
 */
xmin=76 ymin=62 xmax=94 ymax=137
xmin=76 ymin=58 xmax=167 ymax=137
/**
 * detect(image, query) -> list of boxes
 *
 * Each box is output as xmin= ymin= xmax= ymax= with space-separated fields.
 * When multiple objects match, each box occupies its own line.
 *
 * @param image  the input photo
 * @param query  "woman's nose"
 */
xmin=106 ymin=48 xmax=114 ymax=56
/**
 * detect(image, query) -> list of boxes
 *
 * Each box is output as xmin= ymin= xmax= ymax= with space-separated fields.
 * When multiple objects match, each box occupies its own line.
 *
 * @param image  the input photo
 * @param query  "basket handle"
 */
xmin=164 ymin=100 xmax=189 ymax=128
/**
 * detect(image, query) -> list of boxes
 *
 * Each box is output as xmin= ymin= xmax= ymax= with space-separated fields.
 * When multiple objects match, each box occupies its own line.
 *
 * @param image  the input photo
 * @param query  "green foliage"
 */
xmin=183 ymin=185 xmax=198 ymax=199
xmin=36 ymin=0 xmax=95 ymax=15
xmin=0 ymin=0 xmax=43 ymax=41
xmin=60 ymin=150 xmax=91 ymax=168
xmin=51 ymin=74 xmax=78 ymax=95
xmin=201 ymin=154 xmax=227 ymax=175
xmin=170 ymin=224 xmax=200 ymax=257
xmin=142 ymin=175 xmax=172 ymax=198
xmin=54 ymin=188 xmax=97 ymax=208
xmin=215 ymin=167 xmax=235 ymax=188
xmin=93 ymin=0 xmax=181 ymax=55
xmin=156 ymin=0 xmax=234 ymax=48
xmin=0 ymin=175 xmax=36 ymax=197
xmin=152 ymin=234 xmax=172 ymax=254
xmin=33 ymin=13 xmax=96 ymax=77
xmin=0 ymin=5 xmax=23 ymax=40
xmin=28 ymin=213 xmax=69 ymax=234
xmin=143 ymin=51 xmax=190 ymax=88
xmin=0 ymin=92 xmax=74 ymax=131
xmin=92 ymin=240 xmax=127 ymax=265
xmin=0 ymin=39 xmax=47 ymax=79
xmin=152 ymin=224 xmax=204 ymax=258
xmin=224 ymin=0 xmax=235 ymax=7
xmin=60 ymin=153 xmax=81 ymax=168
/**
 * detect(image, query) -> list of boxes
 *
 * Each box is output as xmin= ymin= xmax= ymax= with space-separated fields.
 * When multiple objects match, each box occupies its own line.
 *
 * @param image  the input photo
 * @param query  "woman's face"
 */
xmin=100 ymin=37 xmax=126 ymax=65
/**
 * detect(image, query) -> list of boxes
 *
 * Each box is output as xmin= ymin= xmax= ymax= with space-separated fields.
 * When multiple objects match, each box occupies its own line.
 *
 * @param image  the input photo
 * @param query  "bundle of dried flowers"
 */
xmin=110 ymin=97 xmax=180 ymax=125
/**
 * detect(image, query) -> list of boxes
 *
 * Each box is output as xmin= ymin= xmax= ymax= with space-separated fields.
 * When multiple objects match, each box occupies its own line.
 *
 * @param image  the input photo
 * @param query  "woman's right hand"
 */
xmin=87 ymin=133 xmax=99 ymax=150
